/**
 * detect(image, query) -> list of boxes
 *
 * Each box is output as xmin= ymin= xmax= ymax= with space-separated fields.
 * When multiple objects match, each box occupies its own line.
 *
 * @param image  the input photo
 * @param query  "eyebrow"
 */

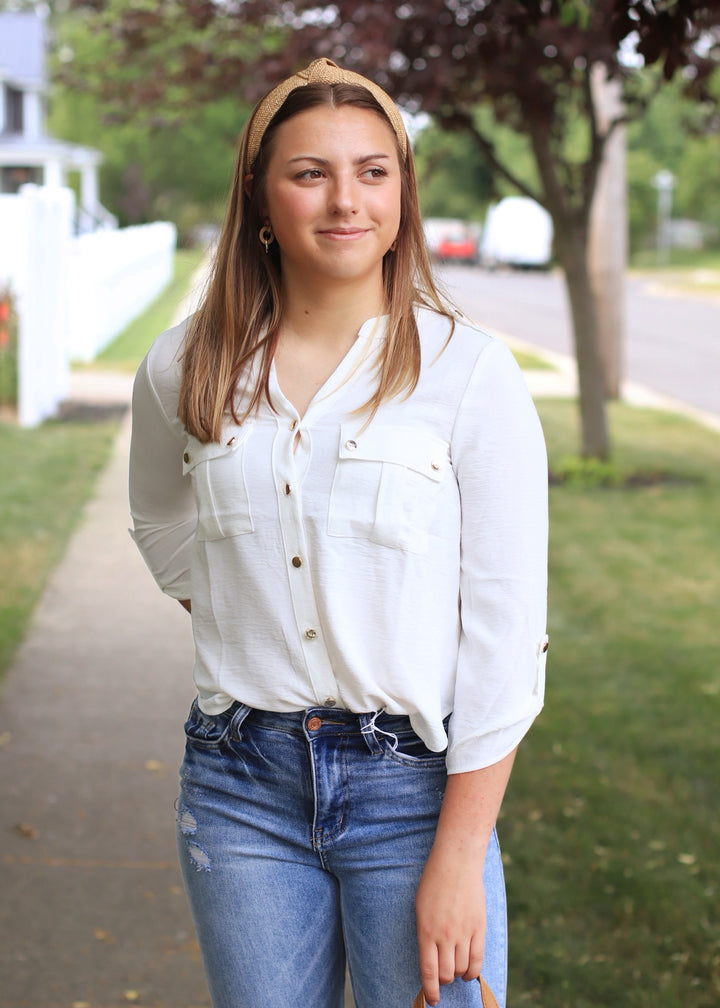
xmin=287 ymin=153 xmax=392 ymax=166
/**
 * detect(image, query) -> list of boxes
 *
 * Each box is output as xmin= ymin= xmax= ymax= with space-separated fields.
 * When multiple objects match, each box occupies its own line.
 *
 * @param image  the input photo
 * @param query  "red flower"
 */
xmin=0 ymin=301 xmax=9 ymax=323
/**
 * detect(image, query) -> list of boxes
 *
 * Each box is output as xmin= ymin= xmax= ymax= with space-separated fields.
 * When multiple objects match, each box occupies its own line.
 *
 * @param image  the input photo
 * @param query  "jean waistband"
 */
xmin=229 ymin=703 xmax=423 ymax=754
xmin=242 ymin=704 xmax=415 ymax=731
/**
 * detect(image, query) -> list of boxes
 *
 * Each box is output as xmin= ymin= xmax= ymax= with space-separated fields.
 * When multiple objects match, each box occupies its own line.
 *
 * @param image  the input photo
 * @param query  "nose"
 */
xmin=327 ymin=174 xmax=358 ymax=215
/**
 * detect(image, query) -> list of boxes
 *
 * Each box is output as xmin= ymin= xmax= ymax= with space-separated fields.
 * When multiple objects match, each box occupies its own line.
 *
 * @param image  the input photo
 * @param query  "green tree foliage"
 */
xmin=49 ymin=82 xmax=242 ymax=239
xmin=61 ymin=0 xmax=720 ymax=457
xmin=627 ymin=70 xmax=720 ymax=252
xmin=58 ymin=0 xmax=277 ymax=122
xmin=413 ymin=123 xmax=494 ymax=222
xmin=47 ymin=1 xmax=276 ymax=239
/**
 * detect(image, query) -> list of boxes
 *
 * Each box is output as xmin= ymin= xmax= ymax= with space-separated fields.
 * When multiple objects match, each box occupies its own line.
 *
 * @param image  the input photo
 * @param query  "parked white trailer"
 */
xmin=481 ymin=197 xmax=553 ymax=269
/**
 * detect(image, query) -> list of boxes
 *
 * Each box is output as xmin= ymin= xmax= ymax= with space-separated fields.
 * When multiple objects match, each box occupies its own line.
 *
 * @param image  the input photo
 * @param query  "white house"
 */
xmin=0 ymin=10 xmax=115 ymax=231
xmin=0 ymin=10 xmax=176 ymax=427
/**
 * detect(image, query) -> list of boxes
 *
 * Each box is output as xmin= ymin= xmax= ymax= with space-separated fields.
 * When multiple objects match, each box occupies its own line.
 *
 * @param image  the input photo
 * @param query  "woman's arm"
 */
xmin=129 ymin=340 xmax=197 ymax=600
xmin=446 ymin=338 xmax=548 ymax=776
xmin=415 ymin=750 xmax=516 ymax=1007
xmin=415 ymin=338 xmax=549 ymax=1004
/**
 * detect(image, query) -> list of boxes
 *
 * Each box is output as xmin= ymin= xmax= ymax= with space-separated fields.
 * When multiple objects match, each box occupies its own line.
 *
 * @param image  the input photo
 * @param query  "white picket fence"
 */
xmin=0 ymin=184 xmax=176 ymax=426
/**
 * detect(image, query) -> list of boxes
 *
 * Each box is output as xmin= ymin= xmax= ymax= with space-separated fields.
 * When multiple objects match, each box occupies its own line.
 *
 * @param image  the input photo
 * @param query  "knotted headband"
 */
xmin=244 ymin=58 xmax=409 ymax=173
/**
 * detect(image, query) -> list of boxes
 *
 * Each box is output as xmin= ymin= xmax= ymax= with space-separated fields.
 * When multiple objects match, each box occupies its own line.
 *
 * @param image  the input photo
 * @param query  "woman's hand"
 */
xmin=415 ymin=838 xmax=487 ymax=1006
xmin=415 ymin=749 xmax=517 ymax=1006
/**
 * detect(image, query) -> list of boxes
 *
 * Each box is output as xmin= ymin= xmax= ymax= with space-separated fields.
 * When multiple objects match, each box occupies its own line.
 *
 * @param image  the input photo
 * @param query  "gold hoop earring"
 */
xmin=259 ymin=223 xmax=274 ymax=253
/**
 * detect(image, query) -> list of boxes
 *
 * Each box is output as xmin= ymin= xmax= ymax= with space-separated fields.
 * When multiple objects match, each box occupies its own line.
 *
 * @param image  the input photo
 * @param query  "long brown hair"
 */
xmin=179 ymin=82 xmax=454 ymax=442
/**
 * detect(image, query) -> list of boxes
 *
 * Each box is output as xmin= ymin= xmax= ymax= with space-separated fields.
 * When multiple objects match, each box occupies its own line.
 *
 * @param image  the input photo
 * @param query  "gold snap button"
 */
xmin=431 ymin=460 xmax=440 ymax=471
xmin=305 ymin=629 xmax=317 ymax=640
xmin=307 ymin=716 xmax=322 ymax=732
xmin=345 ymin=439 xmax=357 ymax=451
xmin=183 ymin=452 xmax=190 ymax=463
xmin=541 ymin=639 xmax=549 ymax=653
xmin=291 ymin=556 xmax=302 ymax=568
xmin=284 ymin=483 xmax=291 ymax=495
xmin=289 ymin=419 xmax=298 ymax=431
xmin=324 ymin=697 xmax=336 ymax=707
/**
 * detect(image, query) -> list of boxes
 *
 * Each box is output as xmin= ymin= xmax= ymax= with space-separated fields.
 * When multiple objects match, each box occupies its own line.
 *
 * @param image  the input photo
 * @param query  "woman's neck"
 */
xmin=278 ymin=272 xmax=385 ymax=349
xmin=273 ymin=274 xmax=385 ymax=418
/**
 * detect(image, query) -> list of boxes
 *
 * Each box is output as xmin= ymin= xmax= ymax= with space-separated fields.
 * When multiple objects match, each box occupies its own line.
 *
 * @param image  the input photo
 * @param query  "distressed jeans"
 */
xmin=176 ymin=703 xmax=508 ymax=1008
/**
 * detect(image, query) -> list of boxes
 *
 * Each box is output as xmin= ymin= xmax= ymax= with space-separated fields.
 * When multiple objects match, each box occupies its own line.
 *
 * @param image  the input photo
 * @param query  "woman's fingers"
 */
xmin=418 ymin=938 xmax=440 ymax=1006
xmin=462 ymin=932 xmax=485 ymax=982
xmin=437 ymin=941 xmax=459 ymax=987
xmin=418 ymin=936 xmax=485 ymax=1005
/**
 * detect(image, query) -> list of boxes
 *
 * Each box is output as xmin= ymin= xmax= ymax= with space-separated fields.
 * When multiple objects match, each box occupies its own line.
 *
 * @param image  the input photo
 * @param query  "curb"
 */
xmin=494 ymin=328 xmax=720 ymax=435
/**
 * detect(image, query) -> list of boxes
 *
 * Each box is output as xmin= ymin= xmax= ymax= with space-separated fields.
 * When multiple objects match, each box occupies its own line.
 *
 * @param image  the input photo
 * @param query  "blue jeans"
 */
xmin=176 ymin=703 xmax=508 ymax=1008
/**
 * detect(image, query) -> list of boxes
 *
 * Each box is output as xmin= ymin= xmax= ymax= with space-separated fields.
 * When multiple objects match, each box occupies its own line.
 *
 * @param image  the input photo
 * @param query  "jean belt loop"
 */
xmin=358 ymin=711 xmax=382 ymax=753
xmin=359 ymin=708 xmax=399 ymax=754
xmin=228 ymin=703 xmax=253 ymax=742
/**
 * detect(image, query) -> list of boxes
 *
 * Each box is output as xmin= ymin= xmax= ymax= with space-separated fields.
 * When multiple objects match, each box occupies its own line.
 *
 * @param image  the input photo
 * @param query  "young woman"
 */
xmin=129 ymin=58 xmax=548 ymax=1008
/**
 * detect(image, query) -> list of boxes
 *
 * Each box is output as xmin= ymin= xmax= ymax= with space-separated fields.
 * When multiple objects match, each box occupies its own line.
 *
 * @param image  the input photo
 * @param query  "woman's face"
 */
xmin=261 ymin=104 xmax=402 ymax=292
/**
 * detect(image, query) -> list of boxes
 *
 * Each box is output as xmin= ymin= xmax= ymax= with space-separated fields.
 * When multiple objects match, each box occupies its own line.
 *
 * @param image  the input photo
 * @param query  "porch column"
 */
xmin=44 ymin=158 xmax=64 ymax=188
xmin=80 ymin=164 xmax=99 ymax=217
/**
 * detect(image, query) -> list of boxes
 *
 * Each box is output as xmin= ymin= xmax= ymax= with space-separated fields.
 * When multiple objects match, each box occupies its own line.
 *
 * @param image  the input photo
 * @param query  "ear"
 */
xmin=243 ymin=173 xmax=254 ymax=200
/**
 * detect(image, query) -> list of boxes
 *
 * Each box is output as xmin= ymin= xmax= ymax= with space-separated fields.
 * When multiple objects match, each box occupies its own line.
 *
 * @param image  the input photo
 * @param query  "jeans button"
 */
xmin=307 ymin=717 xmax=322 ymax=732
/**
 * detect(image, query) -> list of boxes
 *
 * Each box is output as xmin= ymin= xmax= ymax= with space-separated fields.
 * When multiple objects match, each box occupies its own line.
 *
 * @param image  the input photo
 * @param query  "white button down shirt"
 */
xmin=129 ymin=307 xmax=548 ymax=773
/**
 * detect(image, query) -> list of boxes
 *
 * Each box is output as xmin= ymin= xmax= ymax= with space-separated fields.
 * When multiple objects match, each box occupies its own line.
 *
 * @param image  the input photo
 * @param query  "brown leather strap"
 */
xmin=411 ymin=976 xmax=499 ymax=1008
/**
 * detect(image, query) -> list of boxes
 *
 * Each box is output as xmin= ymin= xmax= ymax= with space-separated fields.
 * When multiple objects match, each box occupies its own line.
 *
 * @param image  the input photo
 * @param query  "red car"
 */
xmin=435 ymin=231 xmax=479 ymax=265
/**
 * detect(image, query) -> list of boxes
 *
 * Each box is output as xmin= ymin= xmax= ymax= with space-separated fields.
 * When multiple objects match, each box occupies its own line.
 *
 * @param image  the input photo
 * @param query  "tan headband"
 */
xmin=245 ymin=58 xmax=408 ymax=173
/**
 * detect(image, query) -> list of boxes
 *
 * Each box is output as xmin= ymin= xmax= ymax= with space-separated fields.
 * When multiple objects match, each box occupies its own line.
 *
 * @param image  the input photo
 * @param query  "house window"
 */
xmin=1 ymin=166 xmax=41 ymax=194
xmin=4 ymin=85 xmax=24 ymax=134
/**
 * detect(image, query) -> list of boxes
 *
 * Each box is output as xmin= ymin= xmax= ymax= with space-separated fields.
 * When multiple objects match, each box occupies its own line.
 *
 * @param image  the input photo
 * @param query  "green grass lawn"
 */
xmin=0 ymin=248 xmax=205 ymax=679
xmin=82 ymin=246 xmax=205 ymax=372
xmin=510 ymin=347 xmax=555 ymax=371
xmin=0 ymin=415 xmax=120 ymax=675
xmin=630 ymin=248 xmax=720 ymax=297
xmin=505 ymin=400 xmax=720 ymax=1008
xmin=630 ymin=248 xmax=720 ymax=272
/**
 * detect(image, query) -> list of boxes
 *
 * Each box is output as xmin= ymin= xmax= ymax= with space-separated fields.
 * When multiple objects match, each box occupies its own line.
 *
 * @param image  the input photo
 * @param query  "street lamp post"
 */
xmin=652 ymin=169 xmax=676 ymax=267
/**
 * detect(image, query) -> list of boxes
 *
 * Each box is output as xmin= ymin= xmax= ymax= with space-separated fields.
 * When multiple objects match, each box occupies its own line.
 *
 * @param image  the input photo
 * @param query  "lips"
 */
xmin=319 ymin=227 xmax=369 ymax=239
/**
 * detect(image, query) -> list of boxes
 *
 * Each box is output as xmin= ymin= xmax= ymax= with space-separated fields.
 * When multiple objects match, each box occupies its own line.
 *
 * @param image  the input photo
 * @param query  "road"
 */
xmin=438 ymin=264 xmax=719 ymax=418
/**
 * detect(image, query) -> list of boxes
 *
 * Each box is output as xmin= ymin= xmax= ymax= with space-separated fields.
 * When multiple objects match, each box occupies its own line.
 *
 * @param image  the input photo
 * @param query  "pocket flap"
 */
xmin=182 ymin=423 xmax=253 ymax=475
xmin=339 ymin=424 xmax=449 ymax=481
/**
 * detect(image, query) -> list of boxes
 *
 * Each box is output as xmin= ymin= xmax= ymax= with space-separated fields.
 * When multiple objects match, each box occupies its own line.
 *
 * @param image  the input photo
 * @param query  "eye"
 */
xmin=362 ymin=166 xmax=389 ymax=180
xmin=295 ymin=168 xmax=324 ymax=181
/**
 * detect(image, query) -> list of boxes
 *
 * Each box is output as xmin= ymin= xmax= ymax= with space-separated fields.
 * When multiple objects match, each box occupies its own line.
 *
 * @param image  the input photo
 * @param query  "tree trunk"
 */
xmin=555 ymin=225 xmax=611 ymax=459
xmin=588 ymin=65 xmax=627 ymax=399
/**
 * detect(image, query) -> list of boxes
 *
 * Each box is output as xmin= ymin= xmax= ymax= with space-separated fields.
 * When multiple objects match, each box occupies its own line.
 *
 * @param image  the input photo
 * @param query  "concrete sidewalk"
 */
xmin=0 ymin=407 xmax=203 ymax=1008
xmin=1 ymin=274 xmax=717 ymax=1008
xmin=1 ymin=292 xmax=206 ymax=1007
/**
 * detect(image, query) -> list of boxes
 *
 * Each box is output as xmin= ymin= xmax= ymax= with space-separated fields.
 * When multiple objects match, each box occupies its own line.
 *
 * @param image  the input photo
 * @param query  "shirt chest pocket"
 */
xmin=182 ymin=423 xmax=254 ymax=541
xmin=328 ymin=424 xmax=450 ymax=554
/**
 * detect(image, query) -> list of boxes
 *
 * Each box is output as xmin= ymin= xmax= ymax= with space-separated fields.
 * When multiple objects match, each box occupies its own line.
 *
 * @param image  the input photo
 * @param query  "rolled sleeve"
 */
xmin=447 ymin=339 xmax=548 ymax=774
